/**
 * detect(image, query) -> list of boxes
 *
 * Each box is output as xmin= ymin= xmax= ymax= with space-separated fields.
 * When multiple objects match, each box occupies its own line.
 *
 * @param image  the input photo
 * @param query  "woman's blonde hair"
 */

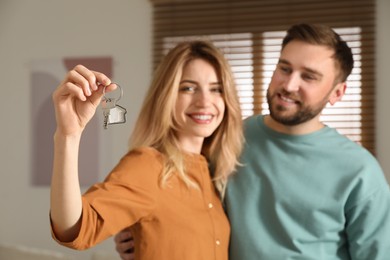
xmin=129 ymin=40 xmax=243 ymax=197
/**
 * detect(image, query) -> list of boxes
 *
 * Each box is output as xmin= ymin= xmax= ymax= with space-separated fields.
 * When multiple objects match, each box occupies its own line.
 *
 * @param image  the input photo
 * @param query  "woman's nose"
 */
xmin=195 ymin=90 xmax=212 ymax=107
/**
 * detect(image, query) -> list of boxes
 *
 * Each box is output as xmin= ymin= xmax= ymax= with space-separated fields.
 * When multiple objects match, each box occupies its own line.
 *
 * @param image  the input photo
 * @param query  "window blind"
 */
xmin=152 ymin=0 xmax=376 ymax=154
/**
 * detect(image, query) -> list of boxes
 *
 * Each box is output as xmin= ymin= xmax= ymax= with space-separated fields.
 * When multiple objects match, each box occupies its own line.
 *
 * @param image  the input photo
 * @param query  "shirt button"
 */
xmin=216 ymin=240 xmax=220 ymax=246
xmin=208 ymin=203 xmax=213 ymax=209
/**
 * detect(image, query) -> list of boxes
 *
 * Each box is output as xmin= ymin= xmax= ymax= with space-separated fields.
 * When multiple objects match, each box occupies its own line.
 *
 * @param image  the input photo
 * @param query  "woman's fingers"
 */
xmin=68 ymin=66 xmax=94 ymax=97
xmin=52 ymin=65 xmax=116 ymax=136
xmin=74 ymin=65 xmax=112 ymax=89
xmin=103 ymin=82 xmax=118 ymax=93
xmin=64 ymin=82 xmax=87 ymax=101
xmin=69 ymin=65 xmax=111 ymax=98
xmin=91 ymin=69 xmax=111 ymax=89
xmin=52 ymin=81 xmax=84 ymax=103
xmin=54 ymin=65 xmax=114 ymax=105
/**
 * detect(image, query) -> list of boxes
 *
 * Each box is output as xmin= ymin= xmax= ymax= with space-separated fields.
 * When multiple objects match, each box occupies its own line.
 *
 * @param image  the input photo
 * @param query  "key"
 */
xmin=102 ymin=98 xmax=117 ymax=129
xmin=101 ymin=83 xmax=127 ymax=129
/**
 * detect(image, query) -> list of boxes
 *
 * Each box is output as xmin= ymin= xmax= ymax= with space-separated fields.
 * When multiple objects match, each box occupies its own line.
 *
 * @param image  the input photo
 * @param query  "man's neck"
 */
xmin=263 ymin=115 xmax=325 ymax=135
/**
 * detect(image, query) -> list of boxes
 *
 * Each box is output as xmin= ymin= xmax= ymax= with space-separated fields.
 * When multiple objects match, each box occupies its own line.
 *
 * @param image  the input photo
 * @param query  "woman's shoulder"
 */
xmin=120 ymin=146 xmax=165 ymax=166
xmin=110 ymin=146 xmax=165 ymax=181
xmin=126 ymin=146 xmax=164 ymax=159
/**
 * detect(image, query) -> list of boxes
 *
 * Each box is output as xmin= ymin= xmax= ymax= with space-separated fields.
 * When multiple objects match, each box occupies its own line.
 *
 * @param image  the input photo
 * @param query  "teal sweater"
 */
xmin=225 ymin=115 xmax=390 ymax=260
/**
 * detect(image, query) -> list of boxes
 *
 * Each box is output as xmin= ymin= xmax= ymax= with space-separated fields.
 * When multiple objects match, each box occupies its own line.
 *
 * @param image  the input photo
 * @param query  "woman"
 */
xmin=50 ymin=41 xmax=243 ymax=260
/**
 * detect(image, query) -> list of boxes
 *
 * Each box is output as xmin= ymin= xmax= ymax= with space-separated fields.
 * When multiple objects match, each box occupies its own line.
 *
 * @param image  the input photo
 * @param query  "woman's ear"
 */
xmin=328 ymin=82 xmax=346 ymax=105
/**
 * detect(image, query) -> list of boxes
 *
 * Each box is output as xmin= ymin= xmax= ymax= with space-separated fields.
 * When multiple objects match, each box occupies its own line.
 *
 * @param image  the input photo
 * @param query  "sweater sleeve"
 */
xmin=51 ymin=147 xmax=163 ymax=250
xmin=345 ymin=162 xmax=390 ymax=260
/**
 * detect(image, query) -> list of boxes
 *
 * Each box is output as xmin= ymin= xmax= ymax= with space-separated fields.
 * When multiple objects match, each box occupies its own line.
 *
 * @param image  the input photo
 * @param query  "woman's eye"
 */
xmin=211 ymin=87 xmax=223 ymax=94
xmin=179 ymin=86 xmax=195 ymax=92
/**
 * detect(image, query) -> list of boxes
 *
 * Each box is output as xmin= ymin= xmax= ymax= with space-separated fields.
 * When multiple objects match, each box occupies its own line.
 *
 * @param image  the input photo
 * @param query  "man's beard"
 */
xmin=266 ymin=90 xmax=328 ymax=126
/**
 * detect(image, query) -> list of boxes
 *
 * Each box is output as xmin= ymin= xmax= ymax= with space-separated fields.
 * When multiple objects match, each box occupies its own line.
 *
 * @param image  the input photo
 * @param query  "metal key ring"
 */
xmin=103 ymin=82 xmax=123 ymax=102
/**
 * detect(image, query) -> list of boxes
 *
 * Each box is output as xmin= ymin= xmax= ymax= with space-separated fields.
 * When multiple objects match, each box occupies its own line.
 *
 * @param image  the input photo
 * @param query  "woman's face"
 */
xmin=174 ymin=58 xmax=225 ymax=154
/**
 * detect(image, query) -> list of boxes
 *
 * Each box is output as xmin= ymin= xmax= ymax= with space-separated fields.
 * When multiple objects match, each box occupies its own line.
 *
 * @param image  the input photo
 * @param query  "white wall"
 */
xmin=0 ymin=0 xmax=389 ymax=259
xmin=0 ymin=0 xmax=151 ymax=259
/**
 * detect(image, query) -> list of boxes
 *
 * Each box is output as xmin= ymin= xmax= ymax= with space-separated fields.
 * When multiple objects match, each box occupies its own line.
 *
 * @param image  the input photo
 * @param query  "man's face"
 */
xmin=267 ymin=40 xmax=343 ymax=127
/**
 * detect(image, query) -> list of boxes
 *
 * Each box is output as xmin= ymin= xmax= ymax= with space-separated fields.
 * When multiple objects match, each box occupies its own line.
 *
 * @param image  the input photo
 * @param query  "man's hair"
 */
xmin=129 ymin=40 xmax=243 ymax=196
xmin=282 ymin=23 xmax=354 ymax=83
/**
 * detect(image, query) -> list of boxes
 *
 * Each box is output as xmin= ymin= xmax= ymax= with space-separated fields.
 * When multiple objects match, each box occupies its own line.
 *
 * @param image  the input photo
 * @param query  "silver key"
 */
xmin=101 ymin=83 xmax=127 ymax=129
xmin=102 ymin=98 xmax=116 ymax=129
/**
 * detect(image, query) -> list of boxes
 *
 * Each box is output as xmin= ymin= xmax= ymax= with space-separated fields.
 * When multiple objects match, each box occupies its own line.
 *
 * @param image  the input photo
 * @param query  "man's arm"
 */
xmin=346 ymin=186 xmax=390 ymax=259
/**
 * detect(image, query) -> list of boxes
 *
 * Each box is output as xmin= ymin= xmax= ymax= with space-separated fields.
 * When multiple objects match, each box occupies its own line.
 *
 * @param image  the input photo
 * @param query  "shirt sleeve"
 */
xmin=345 ymin=168 xmax=390 ymax=260
xmin=52 ymin=147 xmax=163 ymax=250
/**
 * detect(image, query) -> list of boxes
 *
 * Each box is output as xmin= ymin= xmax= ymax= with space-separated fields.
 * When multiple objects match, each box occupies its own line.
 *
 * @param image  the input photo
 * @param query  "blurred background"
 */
xmin=0 ymin=0 xmax=388 ymax=259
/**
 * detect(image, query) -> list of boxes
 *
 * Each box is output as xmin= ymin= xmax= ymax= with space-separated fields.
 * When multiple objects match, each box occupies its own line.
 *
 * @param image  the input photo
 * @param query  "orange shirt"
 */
xmin=52 ymin=147 xmax=230 ymax=260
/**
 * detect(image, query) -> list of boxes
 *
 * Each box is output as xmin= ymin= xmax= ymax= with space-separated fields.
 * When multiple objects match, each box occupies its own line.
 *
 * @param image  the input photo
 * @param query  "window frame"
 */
xmin=152 ymin=0 xmax=376 ymax=154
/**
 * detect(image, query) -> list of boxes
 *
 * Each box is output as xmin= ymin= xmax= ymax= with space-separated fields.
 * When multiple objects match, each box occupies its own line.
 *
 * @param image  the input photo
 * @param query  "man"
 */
xmin=115 ymin=23 xmax=390 ymax=259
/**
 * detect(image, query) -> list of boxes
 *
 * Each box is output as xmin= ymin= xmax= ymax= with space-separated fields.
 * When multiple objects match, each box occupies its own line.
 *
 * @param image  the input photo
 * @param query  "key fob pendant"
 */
xmin=106 ymin=105 xmax=127 ymax=125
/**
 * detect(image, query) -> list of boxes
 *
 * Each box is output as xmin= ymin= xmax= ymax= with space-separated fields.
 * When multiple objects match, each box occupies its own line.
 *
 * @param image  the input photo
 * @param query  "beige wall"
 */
xmin=0 ymin=0 xmax=388 ymax=259
xmin=0 ymin=0 xmax=151 ymax=259
xmin=376 ymin=0 xmax=390 ymax=183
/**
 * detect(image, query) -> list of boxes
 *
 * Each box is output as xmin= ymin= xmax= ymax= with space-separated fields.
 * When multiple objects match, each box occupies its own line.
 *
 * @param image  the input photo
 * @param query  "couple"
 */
xmin=50 ymin=23 xmax=390 ymax=260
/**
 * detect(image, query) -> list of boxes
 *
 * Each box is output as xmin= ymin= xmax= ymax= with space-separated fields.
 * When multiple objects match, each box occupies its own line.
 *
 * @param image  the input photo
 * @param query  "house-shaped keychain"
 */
xmin=106 ymin=104 xmax=127 ymax=127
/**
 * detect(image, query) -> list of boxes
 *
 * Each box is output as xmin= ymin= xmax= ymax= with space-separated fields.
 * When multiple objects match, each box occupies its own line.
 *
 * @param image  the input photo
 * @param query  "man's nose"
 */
xmin=283 ymin=73 xmax=300 ymax=92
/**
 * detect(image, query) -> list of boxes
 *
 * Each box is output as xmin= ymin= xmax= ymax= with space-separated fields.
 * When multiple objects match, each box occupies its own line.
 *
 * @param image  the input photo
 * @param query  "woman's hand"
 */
xmin=50 ymin=65 xmax=118 ymax=242
xmin=52 ymin=64 xmax=115 ymax=136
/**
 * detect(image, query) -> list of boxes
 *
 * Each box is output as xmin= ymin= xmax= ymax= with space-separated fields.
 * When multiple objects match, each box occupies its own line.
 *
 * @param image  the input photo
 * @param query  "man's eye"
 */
xmin=279 ymin=66 xmax=291 ymax=74
xmin=302 ymin=74 xmax=316 ymax=81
